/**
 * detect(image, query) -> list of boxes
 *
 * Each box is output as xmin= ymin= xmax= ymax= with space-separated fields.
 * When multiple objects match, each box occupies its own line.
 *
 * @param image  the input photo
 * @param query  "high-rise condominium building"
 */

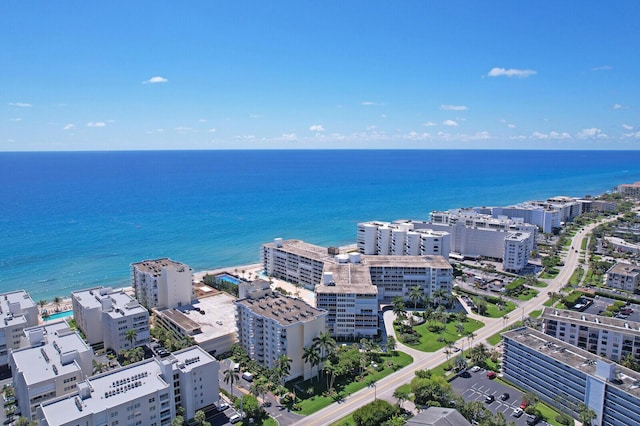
xmin=131 ymin=258 xmax=193 ymax=310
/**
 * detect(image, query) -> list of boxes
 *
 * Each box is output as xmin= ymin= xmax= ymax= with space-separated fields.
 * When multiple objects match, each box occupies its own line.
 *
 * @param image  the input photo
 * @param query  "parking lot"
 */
xmin=450 ymin=368 xmax=548 ymax=426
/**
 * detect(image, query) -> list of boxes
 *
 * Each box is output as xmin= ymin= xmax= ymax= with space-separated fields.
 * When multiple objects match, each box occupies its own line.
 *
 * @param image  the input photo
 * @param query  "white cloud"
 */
xmin=440 ymin=104 xmax=468 ymax=111
xmin=442 ymin=120 xmax=458 ymax=127
xmin=280 ymin=133 xmax=297 ymax=141
xmin=577 ymin=128 xmax=608 ymax=139
xmin=531 ymin=131 xmax=572 ymax=140
xmin=507 ymin=124 xmax=516 ymax=129
xmin=612 ymin=103 xmax=623 ymax=110
xmin=531 ymin=132 xmax=549 ymax=139
xmin=198 ymin=119 xmax=207 ymax=123
xmin=309 ymin=124 xmax=325 ymax=132
xmin=361 ymin=101 xmax=383 ymax=106
xmin=623 ymin=124 xmax=634 ymax=130
xmin=423 ymin=122 xmax=437 ymax=127
xmin=8 ymin=102 xmax=32 ymax=107
xmin=63 ymin=124 xmax=75 ymax=130
xmin=380 ymin=114 xmax=387 ymax=118
xmin=592 ymin=65 xmax=613 ymax=71
xmin=9 ymin=118 xmax=22 ymax=122
xmin=87 ymin=122 xmax=106 ymax=127
xmin=208 ymin=128 xmax=217 ymax=133
xmin=174 ymin=126 xmax=192 ymax=132
xmin=249 ymin=114 xmax=263 ymax=119
xmin=142 ymin=76 xmax=168 ymax=84
xmin=487 ymin=67 xmax=537 ymax=78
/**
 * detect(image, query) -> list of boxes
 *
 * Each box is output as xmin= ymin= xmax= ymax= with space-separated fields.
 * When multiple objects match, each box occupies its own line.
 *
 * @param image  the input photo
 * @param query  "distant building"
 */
xmin=131 ymin=258 xmax=193 ymax=309
xmin=617 ymin=182 xmax=640 ymax=198
xmin=503 ymin=232 xmax=530 ymax=273
xmin=541 ymin=307 xmax=640 ymax=362
xmin=235 ymin=291 xmax=327 ymax=381
xmin=406 ymin=407 xmax=471 ymax=426
xmin=503 ymin=327 xmax=640 ymax=426
xmin=261 ymin=239 xmax=328 ymax=290
xmin=605 ymin=237 xmax=640 ymax=255
xmin=356 ymin=221 xmax=450 ymax=259
xmin=606 ymin=263 xmax=640 ymax=292
xmin=72 ymin=286 xmax=150 ymax=353
xmin=36 ymin=346 xmax=219 ymax=426
xmin=0 ymin=290 xmax=39 ymax=366
xmin=10 ymin=320 xmax=94 ymax=421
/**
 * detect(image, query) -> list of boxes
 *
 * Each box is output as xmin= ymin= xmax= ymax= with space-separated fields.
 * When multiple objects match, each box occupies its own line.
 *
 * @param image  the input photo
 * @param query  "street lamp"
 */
xmin=368 ymin=380 xmax=377 ymax=401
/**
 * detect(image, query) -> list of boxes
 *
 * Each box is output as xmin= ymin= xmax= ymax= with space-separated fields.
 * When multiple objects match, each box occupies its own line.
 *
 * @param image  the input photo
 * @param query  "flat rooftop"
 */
xmin=72 ymin=287 xmax=147 ymax=317
xmin=157 ymin=292 xmax=237 ymax=343
xmin=316 ymin=263 xmax=377 ymax=295
xmin=39 ymin=359 xmax=169 ymax=424
xmin=131 ymin=258 xmax=190 ymax=276
xmin=503 ymin=327 xmax=640 ymax=399
xmin=235 ymin=292 xmax=326 ymax=326
xmin=607 ymin=262 xmax=640 ymax=276
xmin=542 ymin=307 xmax=640 ymax=336
xmin=263 ymin=239 xmax=338 ymax=263
xmin=363 ymin=254 xmax=452 ymax=269
xmin=13 ymin=320 xmax=91 ymax=385
xmin=0 ymin=290 xmax=35 ymax=311
xmin=167 ymin=346 xmax=216 ymax=373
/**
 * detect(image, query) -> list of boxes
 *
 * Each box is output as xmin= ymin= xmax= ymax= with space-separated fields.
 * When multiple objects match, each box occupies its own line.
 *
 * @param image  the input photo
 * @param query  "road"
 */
xmin=293 ymin=218 xmax=615 ymax=426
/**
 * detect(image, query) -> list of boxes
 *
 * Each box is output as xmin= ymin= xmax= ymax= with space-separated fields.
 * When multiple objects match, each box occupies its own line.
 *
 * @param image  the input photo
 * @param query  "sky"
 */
xmin=1 ymin=1 xmax=639 ymax=151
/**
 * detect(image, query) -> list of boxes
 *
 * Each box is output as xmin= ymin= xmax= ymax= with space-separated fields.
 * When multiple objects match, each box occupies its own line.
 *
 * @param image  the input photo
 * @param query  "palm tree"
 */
xmin=250 ymin=379 xmax=269 ymax=404
xmin=393 ymin=388 xmax=409 ymax=408
xmin=53 ymin=296 xmax=62 ymax=311
xmin=386 ymin=335 xmax=396 ymax=352
xmin=302 ymin=345 xmax=321 ymax=380
xmin=274 ymin=354 xmax=292 ymax=386
xmin=621 ymin=353 xmax=640 ymax=371
xmin=391 ymin=297 xmax=407 ymax=320
xmin=409 ymin=286 xmax=423 ymax=309
xmin=312 ymin=331 xmax=336 ymax=361
xmin=125 ymin=328 xmax=137 ymax=348
xmin=577 ymin=403 xmax=597 ymax=426
xmin=456 ymin=322 xmax=465 ymax=335
xmin=223 ymin=368 xmax=240 ymax=399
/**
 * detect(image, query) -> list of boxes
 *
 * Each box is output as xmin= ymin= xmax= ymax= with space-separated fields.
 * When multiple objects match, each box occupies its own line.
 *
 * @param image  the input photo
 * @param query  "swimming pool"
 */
xmin=215 ymin=273 xmax=241 ymax=285
xmin=43 ymin=310 xmax=73 ymax=321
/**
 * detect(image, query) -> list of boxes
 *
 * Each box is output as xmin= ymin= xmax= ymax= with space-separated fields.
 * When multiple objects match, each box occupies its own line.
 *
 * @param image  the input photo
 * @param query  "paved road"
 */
xmin=293 ymin=218 xmax=616 ymax=426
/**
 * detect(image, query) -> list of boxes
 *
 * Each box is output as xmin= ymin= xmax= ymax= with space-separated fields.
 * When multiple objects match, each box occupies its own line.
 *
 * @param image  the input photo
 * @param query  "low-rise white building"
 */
xmin=235 ymin=291 xmax=327 ymax=381
xmin=356 ymin=221 xmax=450 ymax=259
xmin=36 ymin=346 xmax=219 ymax=426
xmin=606 ymin=263 xmax=640 ymax=292
xmin=10 ymin=320 xmax=94 ymax=420
xmin=618 ymin=182 xmax=640 ymax=198
xmin=0 ymin=290 xmax=39 ymax=366
xmin=131 ymin=258 xmax=193 ymax=310
xmin=72 ymin=286 xmax=150 ymax=353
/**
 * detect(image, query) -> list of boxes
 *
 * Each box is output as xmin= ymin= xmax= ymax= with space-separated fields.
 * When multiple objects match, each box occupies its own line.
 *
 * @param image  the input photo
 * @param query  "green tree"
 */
xmin=577 ymin=403 xmax=597 ymax=426
xmin=125 ymin=328 xmax=137 ymax=348
xmin=249 ymin=378 xmax=269 ymax=404
xmin=621 ymin=353 xmax=640 ymax=371
xmin=240 ymin=394 xmax=261 ymax=420
xmin=274 ymin=354 xmax=292 ymax=386
xmin=302 ymin=345 xmax=321 ymax=381
xmin=386 ymin=335 xmax=396 ymax=352
xmin=312 ymin=331 xmax=336 ymax=362
xmin=352 ymin=399 xmax=400 ymax=426
xmin=409 ymin=286 xmax=423 ymax=309
xmin=393 ymin=387 xmax=409 ymax=408
xmin=193 ymin=410 xmax=210 ymax=426
xmin=171 ymin=415 xmax=184 ymax=426
xmin=223 ymin=368 xmax=240 ymax=399
xmin=392 ymin=297 xmax=407 ymax=320
xmin=476 ymin=299 xmax=488 ymax=316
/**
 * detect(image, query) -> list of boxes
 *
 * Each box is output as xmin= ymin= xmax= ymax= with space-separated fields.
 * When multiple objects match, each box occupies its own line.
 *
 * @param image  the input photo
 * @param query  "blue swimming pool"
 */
xmin=216 ymin=273 xmax=241 ymax=285
xmin=43 ymin=310 xmax=73 ymax=321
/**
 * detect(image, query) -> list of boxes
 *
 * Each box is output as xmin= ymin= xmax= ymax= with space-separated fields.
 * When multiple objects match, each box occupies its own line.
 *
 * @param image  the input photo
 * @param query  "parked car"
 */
xmin=520 ymin=400 xmax=529 ymax=410
xmin=229 ymin=413 xmax=242 ymax=423
xmin=512 ymin=408 xmax=524 ymax=417
xmin=470 ymin=365 xmax=481 ymax=372
xmin=526 ymin=414 xmax=540 ymax=425
xmin=486 ymin=371 xmax=496 ymax=379
xmin=242 ymin=371 xmax=254 ymax=382
xmin=499 ymin=392 xmax=510 ymax=401
xmin=484 ymin=395 xmax=495 ymax=403
xmin=217 ymin=401 xmax=229 ymax=411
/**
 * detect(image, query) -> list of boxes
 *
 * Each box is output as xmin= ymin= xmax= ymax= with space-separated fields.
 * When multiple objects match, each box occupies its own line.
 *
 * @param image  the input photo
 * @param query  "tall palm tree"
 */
xmin=312 ymin=331 xmax=336 ymax=361
xmin=223 ymin=368 xmax=240 ymax=399
xmin=302 ymin=345 xmax=321 ymax=380
xmin=392 ymin=297 xmax=407 ymax=320
xmin=274 ymin=354 xmax=292 ymax=386
xmin=250 ymin=379 xmax=269 ymax=404
xmin=125 ymin=328 xmax=137 ymax=348
xmin=408 ymin=286 xmax=423 ymax=310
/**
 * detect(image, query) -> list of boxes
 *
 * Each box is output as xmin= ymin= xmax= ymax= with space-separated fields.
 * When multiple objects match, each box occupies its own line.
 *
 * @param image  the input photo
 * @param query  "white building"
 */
xmin=618 ymin=182 xmax=640 ymax=198
xmin=9 ymin=320 xmax=94 ymax=420
xmin=606 ymin=263 xmax=640 ymax=292
xmin=316 ymin=259 xmax=379 ymax=338
xmin=503 ymin=232 xmax=530 ymax=273
xmin=605 ymin=236 xmax=640 ymax=255
xmin=131 ymin=258 xmax=193 ymax=310
xmin=235 ymin=291 xmax=327 ymax=382
xmin=262 ymin=239 xmax=329 ymax=290
xmin=37 ymin=346 xmax=219 ymax=426
xmin=356 ymin=221 xmax=450 ymax=259
xmin=0 ymin=290 xmax=39 ymax=366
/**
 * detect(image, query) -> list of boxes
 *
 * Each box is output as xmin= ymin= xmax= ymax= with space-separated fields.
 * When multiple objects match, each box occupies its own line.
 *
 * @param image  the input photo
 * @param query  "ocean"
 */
xmin=1 ymin=149 xmax=639 ymax=301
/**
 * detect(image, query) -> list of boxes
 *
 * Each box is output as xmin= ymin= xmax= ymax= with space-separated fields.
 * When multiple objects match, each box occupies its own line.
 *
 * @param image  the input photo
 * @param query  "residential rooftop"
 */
xmin=503 ymin=327 xmax=640 ymax=399
xmin=607 ymin=262 xmax=640 ymax=276
xmin=542 ymin=307 xmax=640 ymax=335
xmin=72 ymin=287 xmax=147 ymax=318
xmin=363 ymin=254 xmax=452 ymax=269
xmin=131 ymin=258 xmax=190 ymax=276
xmin=316 ymin=263 xmax=377 ymax=295
xmin=235 ymin=292 xmax=326 ymax=326
xmin=263 ymin=239 xmax=343 ymax=263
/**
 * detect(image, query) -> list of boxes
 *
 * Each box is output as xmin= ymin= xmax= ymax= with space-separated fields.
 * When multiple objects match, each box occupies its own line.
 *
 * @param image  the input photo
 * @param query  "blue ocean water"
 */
xmin=1 ymin=150 xmax=639 ymax=301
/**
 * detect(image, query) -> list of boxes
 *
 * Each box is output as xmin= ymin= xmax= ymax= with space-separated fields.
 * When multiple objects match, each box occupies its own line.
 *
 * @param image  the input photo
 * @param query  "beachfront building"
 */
xmin=316 ymin=260 xmax=379 ymax=338
xmin=503 ymin=232 xmax=530 ymax=273
xmin=36 ymin=346 xmax=219 ymax=426
xmin=0 ymin=290 xmax=39 ymax=367
xmin=541 ymin=307 xmax=640 ymax=362
xmin=577 ymin=198 xmax=617 ymax=213
xmin=503 ymin=327 xmax=640 ymax=426
xmin=9 ymin=320 xmax=94 ymax=421
xmin=153 ymin=290 xmax=238 ymax=356
xmin=618 ymin=182 xmax=640 ymax=198
xmin=131 ymin=258 xmax=193 ymax=310
xmin=356 ymin=221 xmax=450 ymax=259
xmin=606 ymin=263 xmax=640 ymax=292
xmin=235 ymin=290 xmax=327 ymax=381
xmin=71 ymin=286 xmax=150 ymax=353
xmin=261 ymin=238 xmax=328 ymax=290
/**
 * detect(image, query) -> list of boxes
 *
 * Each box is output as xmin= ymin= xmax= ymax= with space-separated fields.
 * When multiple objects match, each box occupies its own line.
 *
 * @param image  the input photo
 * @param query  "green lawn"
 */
xmin=529 ymin=309 xmax=542 ymax=318
xmin=483 ymin=300 xmax=517 ymax=318
xmin=401 ymin=318 xmax=485 ymax=352
xmin=540 ymin=268 xmax=559 ymax=279
xmin=294 ymin=351 xmax=413 ymax=415
xmin=514 ymin=288 xmax=539 ymax=301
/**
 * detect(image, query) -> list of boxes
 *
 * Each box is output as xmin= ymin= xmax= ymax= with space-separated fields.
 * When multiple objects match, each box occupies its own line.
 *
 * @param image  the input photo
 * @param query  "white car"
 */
xmin=512 ymin=407 xmax=524 ymax=417
xmin=470 ymin=366 xmax=481 ymax=372
xmin=217 ymin=401 xmax=229 ymax=411
xmin=229 ymin=413 xmax=242 ymax=423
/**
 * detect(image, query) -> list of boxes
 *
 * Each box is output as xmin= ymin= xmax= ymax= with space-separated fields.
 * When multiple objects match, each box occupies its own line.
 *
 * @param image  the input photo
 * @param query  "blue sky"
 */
xmin=2 ymin=1 xmax=639 ymax=150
